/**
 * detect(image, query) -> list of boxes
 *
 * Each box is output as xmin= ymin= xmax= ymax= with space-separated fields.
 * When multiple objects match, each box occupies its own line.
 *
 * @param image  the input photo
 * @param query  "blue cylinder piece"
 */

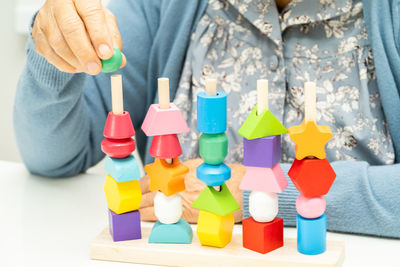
xmin=297 ymin=214 xmax=327 ymax=255
xmin=196 ymin=163 xmax=231 ymax=186
xmin=197 ymin=91 xmax=227 ymax=134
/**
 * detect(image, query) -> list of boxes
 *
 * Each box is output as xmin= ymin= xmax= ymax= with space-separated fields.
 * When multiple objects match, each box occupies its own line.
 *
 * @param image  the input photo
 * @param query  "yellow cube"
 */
xmin=104 ymin=175 xmax=142 ymax=214
xmin=197 ymin=210 xmax=234 ymax=248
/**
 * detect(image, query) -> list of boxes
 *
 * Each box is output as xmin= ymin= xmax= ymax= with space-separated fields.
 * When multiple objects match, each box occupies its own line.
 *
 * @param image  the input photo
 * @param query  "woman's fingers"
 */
xmin=33 ymin=27 xmax=78 ymax=73
xmin=54 ymin=0 xmax=101 ymax=75
xmin=139 ymin=191 xmax=156 ymax=209
xmin=74 ymin=0 xmax=114 ymax=59
xmin=139 ymin=207 xmax=157 ymax=222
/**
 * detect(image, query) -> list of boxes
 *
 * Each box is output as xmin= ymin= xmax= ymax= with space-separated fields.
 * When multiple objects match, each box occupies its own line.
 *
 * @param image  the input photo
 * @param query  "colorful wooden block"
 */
xmin=199 ymin=133 xmax=228 ymax=165
xmin=105 ymin=155 xmax=141 ymax=182
xmin=288 ymin=120 xmax=333 ymax=160
xmin=101 ymin=47 xmax=123 ymax=73
xmin=108 ymin=209 xmax=141 ymax=242
xmin=104 ymin=175 xmax=142 ymax=214
xmin=297 ymin=214 xmax=327 ymax=255
xmin=197 ymin=210 xmax=234 ymax=248
xmin=144 ymin=158 xmax=189 ymax=196
xmin=149 ymin=134 xmax=182 ymax=159
xmin=296 ymin=194 xmax=326 ymax=219
xmin=148 ymin=219 xmax=193 ymax=244
xmin=249 ymin=191 xmax=279 ymax=223
xmin=196 ymin=163 xmax=231 ymax=186
xmin=101 ymin=138 xmax=135 ymax=158
xmin=243 ymin=136 xmax=281 ymax=168
xmin=103 ymin=111 xmax=135 ymax=139
xmin=192 ymin=183 xmax=240 ymax=216
xmin=288 ymin=158 xmax=336 ymax=197
xmin=242 ymin=216 xmax=284 ymax=254
xmin=197 ymin=91 xmax=227 ymax=134
xmin=141 ymin=103 xmax=189 ymax=136
xmin=154 ymin=192 xmax=182 ymax=224
xmin=240 ymin=163 xmax=288 ymax=193
xmin=238 ymin=106 xmax=287 ymax=140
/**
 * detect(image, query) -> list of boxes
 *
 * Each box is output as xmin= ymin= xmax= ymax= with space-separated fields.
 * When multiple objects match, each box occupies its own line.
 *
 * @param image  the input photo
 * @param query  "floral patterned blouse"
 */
xmin=174 ymin=0 xmax=394 ymax=165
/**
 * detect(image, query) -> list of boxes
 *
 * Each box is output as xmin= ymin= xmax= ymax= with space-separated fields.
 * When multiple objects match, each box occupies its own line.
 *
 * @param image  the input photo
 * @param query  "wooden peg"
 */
xmin=111 ymin=75 xmax=124 ymax=115
xmin=304 ymin=82 xmax=316 ymax=122
xmin=213 ymin=186 xmax=222 ymax=192
xmin=205 ymin=79 xmax=217 ymax=96
xmin=257 ymin=79 xmax=268 ymax=115
xmin=158 ymin=78 xmax=170 ymax=109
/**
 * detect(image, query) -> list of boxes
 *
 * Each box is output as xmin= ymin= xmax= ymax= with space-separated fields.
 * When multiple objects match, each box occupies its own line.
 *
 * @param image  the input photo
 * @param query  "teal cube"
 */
xmin=105 ymin=155 xmax=141 ymax=182
xmin=199 ymin=133 xmax=228 ymax=165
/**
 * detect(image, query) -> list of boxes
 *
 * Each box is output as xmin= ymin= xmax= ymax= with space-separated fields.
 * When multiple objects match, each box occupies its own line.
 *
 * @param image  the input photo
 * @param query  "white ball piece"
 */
xmin=154 ymin=192 xmax=182 ymax=224
xmin=249 ymin=191 xmax=279 ymax=223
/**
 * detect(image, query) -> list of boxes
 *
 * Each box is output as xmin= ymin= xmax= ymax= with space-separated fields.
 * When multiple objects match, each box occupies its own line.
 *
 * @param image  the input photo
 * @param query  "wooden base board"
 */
xmin=91 ymin=226 xmax=345 ymax=267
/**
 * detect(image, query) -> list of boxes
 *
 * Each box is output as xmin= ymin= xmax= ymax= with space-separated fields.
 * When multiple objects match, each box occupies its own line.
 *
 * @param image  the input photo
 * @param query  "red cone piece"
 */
xmin=103 ymin=111 xmax=135 ymax=139
xmin=101 ymin=138 xmax=135 ymax=158
xmin=149 ymin=134 xmax=182 ymax=159
xmin=288 ymin=158 xmax=336 ymax=198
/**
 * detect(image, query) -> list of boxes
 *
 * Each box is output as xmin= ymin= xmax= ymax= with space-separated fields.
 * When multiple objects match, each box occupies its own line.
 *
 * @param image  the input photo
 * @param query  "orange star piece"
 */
xmin=144 ymin=158 xmax=189 ymax=196
xmin=288 ymin=120 xmax=333 ymax=160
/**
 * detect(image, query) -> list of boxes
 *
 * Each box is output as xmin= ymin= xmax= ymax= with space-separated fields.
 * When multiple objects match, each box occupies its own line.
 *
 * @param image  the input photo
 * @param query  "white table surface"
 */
xmin=1 ymin=160 xmax=399 ymax=267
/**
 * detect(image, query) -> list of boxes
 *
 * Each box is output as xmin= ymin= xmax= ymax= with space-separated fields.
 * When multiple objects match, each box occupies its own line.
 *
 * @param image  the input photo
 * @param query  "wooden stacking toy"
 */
xmin=238 ymin=79 xmax=288 ymax=254
xmin=101 ymin=75 xmax=142 ymax=242
xmin=288 ymin=82 xmax=336 ymax=255
xmin=142 ymin=78 xmax=193 ymax=244
xmin=191 ymin=79 xmax=240 ymax=248
xmin=101 ymin=47 xmax=123 ymax=73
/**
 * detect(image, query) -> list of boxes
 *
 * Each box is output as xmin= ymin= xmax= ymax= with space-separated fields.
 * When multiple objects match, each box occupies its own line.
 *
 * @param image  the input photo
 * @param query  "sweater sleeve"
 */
xmin=242 ymin=161 xmax=400 ymax=238
xmin=13 ymin=0 xmax=160 ymax=177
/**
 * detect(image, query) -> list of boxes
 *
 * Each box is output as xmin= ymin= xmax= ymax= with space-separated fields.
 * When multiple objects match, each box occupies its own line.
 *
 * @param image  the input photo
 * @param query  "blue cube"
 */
xmin=197 ymin=91 xmax=227 ymax=134
xmin=297 ymin=214 xmax=327 ymax=255
xmin=105 ymin=155 xmax=141 ymax=182
xmin=196 ymin=163 xmax=231 ymax=186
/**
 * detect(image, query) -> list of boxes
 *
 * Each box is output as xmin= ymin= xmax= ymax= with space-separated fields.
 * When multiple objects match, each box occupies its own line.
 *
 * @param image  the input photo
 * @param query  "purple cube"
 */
xmin=243 ymin=136 xmax=281 ymax=168
xmin=108 ymin=209 xmax=141 ymax=242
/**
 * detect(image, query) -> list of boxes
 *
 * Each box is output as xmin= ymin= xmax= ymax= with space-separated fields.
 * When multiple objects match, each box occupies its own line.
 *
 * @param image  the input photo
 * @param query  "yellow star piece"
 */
xmin=288 ymin=120 xmax=333 ymax=160
xmin=144 ymin=158 xmax=189 ymax=196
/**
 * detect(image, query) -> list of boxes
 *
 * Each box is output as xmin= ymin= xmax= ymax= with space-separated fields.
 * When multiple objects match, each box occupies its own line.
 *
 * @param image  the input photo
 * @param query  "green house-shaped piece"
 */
xmin=238 ymin=106 xmax=288 ymax=139
xmin=192 ymin=184 xmax=240 ymax=216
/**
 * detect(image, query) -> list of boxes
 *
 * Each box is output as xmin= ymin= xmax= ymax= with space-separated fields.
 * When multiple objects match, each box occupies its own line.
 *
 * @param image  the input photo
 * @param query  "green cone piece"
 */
xmin=192 ymin=183 xmax=240 ymax=216
xmin=101 ymin=47 xmax=123 ymax=73
xmin=238 ymin=106 xmax=288 ymax=139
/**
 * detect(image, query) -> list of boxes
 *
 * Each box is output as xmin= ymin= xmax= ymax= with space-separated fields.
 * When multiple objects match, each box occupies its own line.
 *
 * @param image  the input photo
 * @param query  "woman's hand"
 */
xmin=32 ymin=0 xmax=126 ymax=74
xmin=139 ymin=158 xmax=245 ymax=224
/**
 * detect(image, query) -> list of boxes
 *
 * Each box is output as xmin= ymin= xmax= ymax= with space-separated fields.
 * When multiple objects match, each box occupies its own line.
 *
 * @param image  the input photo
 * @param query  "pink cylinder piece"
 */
xmin=296 ymin=194 xmax=326 ymax=219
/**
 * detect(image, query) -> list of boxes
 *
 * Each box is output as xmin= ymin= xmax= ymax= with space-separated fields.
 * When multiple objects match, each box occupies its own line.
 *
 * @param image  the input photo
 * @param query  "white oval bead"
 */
xmin=249 ymin=191 xmax=279 ymax=223
xmin=154 ymin=192 xmax=182 ymax=224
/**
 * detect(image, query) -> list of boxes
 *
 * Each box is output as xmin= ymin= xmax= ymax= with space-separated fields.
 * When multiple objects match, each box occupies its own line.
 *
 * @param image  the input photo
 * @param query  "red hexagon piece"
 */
xmin=288 ymin=158 xmax=336 ymax=197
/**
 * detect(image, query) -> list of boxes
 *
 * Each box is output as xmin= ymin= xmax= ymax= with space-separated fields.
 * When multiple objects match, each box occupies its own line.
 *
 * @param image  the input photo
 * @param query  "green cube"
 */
xmin=199 ymin=133 xmax=228 ymax=165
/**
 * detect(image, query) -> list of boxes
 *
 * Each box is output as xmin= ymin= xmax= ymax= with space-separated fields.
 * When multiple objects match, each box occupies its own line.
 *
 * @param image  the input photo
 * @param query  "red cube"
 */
xmin=242 ymin=217 xmax=284 ymax=254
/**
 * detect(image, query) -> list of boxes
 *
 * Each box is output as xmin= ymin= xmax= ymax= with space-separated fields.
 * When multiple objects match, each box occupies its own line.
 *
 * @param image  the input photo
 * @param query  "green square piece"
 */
xmin=199 ymin=133 xmax=228 ymax=165
xmin=192 ymin=183 xmax=240 ymax=216
xmin=238 ymin=106 xmax=288 ymax=140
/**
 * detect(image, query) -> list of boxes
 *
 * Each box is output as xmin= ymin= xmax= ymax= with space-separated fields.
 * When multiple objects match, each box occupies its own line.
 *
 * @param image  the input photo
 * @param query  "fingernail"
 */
xmin=87 ymin=62 xmax=99 ymax=74
xmin=98 ymin=44 xmax=111 ymax=58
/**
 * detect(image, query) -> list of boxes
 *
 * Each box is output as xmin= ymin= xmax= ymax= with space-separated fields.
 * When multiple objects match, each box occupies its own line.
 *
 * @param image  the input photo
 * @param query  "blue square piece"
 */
xmin=297 ymin=214 xmax=326 ymax=255
xmin=243 ymin=135 xmax=281 ymax=168
xmin=105 ymin=155 xmax=141 ymax=182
